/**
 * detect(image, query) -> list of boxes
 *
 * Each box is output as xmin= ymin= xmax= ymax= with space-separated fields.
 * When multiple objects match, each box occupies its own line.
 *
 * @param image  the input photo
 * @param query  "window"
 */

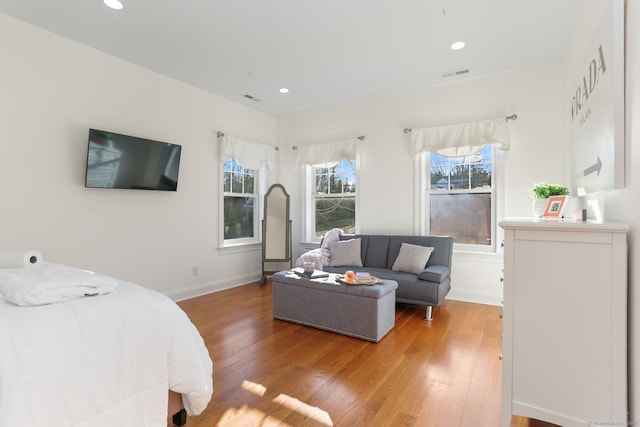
xmin=223 ymin=157 xmax=258 ymax=243
xmin=310 ymin=159 xmax=356 ymax=239
xmin=427 ymin=145 xmax=496 ymax=249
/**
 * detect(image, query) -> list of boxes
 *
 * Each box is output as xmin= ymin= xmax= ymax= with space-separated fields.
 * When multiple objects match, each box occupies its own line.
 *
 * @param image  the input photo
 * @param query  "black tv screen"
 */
xmin=85 ymin=129 xmax=182 ymax=191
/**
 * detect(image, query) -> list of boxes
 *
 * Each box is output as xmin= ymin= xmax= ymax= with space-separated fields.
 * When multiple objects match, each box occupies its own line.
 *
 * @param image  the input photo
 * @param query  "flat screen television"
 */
xmin=85 ymin=129 xmax=182 ymax=191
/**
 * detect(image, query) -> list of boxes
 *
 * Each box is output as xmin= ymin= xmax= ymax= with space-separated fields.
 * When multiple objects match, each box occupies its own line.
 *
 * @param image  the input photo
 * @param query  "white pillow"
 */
xmin=328 ymin=238 xmax=363 ymax=267
xmin=392 ymin=243 xmax=434 ymax=274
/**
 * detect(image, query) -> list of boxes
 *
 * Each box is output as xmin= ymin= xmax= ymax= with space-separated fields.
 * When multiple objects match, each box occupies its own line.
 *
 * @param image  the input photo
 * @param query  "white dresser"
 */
xmin=499 ymin=219 xmax=629 ymax=427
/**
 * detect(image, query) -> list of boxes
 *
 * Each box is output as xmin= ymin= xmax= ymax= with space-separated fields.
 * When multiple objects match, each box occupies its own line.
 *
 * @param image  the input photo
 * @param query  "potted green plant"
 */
xmin=530 ymin=182 xmax=570 ymax=217
xmin=531 ymin=183 xmax=570 ymax=199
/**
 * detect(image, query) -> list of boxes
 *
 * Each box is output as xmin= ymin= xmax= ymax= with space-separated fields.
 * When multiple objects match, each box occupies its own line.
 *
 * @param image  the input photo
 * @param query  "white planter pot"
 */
xmin=532 ymin=198 xmax=548 ymax=218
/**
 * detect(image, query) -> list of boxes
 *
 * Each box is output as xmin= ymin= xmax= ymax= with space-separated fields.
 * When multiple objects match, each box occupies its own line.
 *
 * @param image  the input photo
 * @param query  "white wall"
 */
xmin=0 ymin=12 xmax=278 ymax=298
xmin=3 ymin=0 xmax=637 ymax=419
xmin=624 ymin=2 xmax=640 ymax=419
xmin=279 ymin=62 xmax=568 ymax=305
xmin=566 ymin=0 xmax=639 ymax=421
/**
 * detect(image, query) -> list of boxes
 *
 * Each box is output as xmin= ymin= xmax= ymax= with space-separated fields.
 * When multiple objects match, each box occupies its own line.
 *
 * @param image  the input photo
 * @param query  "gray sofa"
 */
xmin=321 ymin=234 xmax=453 ymax=321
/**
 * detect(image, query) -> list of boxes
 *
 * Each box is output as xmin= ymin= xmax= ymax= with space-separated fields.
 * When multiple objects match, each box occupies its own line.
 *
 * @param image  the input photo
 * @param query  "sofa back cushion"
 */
xmin=361 ymin=235 xmax=391 ymax=268
xmin=338 ymin=233 xmax=453 ymax=271
xmin=339 ymin=234 xmax=390 ymax=268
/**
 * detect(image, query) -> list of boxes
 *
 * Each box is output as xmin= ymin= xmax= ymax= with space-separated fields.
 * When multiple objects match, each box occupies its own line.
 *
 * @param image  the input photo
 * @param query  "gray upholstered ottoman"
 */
xmin=271 ymin=270 xmax=398 ymax=342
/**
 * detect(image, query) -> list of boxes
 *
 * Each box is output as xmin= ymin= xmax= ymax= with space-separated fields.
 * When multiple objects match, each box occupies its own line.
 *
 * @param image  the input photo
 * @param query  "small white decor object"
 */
xmin=0 ymin=250 xmax=43 ymax=268
xmin=532 ymin=198 xmax=548 ymax=218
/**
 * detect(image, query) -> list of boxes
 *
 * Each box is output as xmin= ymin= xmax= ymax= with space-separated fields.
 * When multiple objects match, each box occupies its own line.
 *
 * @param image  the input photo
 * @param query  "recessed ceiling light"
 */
xmin=279 ymin=88 xmax=289 ymax=94
xmin=451 ymin=41 xmax=465 ymax=50
xmin=104 ymin=0 xmax=123 ymax=10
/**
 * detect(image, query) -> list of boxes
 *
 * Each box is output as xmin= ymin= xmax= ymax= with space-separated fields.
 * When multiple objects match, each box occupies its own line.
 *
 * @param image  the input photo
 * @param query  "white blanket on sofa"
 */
xmin=295 ymin=228 xmax=343 ymax=270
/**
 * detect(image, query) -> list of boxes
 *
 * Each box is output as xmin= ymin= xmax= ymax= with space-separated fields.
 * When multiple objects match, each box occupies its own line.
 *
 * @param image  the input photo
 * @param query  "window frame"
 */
xmin=220 ymin=157 xmax=261 ymax=249
xmin=416 ymin=146 xmax=505 ymax=253
xmin=303 ymin=158 xmax=359 ymax=243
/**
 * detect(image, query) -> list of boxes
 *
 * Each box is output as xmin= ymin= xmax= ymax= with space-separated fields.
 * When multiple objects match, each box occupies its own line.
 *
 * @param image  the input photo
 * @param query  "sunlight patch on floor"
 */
xmin=214 ymin=379 xmax=334 ymax=427
xmin=216 ymin=404 xmax=290 ymax=427
xmin=272 ymin=393 xmax=333 ymax=426
xmin=242 ymin=379 xmax=267 ymax=396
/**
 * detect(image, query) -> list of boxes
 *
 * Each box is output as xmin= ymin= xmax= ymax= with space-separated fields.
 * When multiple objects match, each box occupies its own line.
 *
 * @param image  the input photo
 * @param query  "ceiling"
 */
xmin=0 ymin=0 xmax=582 ymax=117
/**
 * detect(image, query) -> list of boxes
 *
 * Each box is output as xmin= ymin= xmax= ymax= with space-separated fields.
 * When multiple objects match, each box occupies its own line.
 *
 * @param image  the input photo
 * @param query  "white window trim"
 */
xmin=302 ymin=165 xmax=315 ymax=243
xmin=302 ymin=161 xmax=360 ymax=243
xmin=415 ymin=148 xmax=505 ymax=254
xmin=218 ymin=161 xmax=266 ymax=252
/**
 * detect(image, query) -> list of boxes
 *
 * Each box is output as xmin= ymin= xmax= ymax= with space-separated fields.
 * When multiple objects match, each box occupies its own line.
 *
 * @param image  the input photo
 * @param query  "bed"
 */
xmin=0 ymin=260 xmax=213 ymax=427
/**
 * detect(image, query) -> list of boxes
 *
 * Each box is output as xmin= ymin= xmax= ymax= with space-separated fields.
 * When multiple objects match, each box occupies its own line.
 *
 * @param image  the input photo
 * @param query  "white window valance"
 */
xmin=218 ymin=133 xmax=277 ymax=170
xmin=411 ymin=117 xmax=511 ymax=158
xmin=293 ymin=137 xmax=360 ymax=169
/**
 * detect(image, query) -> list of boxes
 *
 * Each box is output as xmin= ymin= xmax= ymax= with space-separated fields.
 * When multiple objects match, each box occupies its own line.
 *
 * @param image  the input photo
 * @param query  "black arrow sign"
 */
xmin=584 ymin=156 xmax=602 ymax=177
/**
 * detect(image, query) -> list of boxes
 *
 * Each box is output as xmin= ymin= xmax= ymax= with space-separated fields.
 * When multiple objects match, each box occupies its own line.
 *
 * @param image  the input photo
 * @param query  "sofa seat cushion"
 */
xmin=322 ymin=266 xmax=446 ymax=286
xmin=322 ymin=266 xmax=449 ymax=306
xmin=322 ymin=266 xmax=430 ymax=288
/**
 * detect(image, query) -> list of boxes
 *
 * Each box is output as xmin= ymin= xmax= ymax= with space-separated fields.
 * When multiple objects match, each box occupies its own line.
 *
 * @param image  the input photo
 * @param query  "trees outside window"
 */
xmin=428 ymin=145 xmax=494 ymax=247
xmin=312 ymin=159 xmax=356 ymax=238
xmin=223 ymin=157 xmax=257 ymax=241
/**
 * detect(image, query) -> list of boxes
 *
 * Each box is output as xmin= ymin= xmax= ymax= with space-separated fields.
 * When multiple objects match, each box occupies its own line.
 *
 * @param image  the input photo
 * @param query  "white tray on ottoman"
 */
xmin=271 ymin=270 xmax=398 ymax=342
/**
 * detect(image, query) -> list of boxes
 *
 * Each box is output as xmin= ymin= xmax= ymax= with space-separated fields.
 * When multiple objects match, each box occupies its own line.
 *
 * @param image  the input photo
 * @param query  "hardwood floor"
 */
xmin=176 ymin=280 xmax=557 ymax=427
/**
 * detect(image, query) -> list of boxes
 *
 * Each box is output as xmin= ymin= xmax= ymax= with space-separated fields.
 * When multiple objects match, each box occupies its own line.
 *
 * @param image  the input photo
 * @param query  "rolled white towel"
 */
xmin=0 ymin=262 xmax=118 ymax=306
xmin=0 ymin=250 xmax=43 ymax=268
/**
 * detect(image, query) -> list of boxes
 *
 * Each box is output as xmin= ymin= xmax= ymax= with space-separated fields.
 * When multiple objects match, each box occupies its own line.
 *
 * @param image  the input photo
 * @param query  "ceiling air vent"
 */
xmin=441 ymin=68 xmax=470 ymax=78
xmin=243 ymin=94 xmax=262 ymax=102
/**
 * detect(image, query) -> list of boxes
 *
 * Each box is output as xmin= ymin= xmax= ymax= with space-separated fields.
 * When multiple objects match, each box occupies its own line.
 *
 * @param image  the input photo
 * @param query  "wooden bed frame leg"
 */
xmin=172 ymin=408 xmax=187 ymax=426
xmin=168 ymin=391 xmax=187 ymax=426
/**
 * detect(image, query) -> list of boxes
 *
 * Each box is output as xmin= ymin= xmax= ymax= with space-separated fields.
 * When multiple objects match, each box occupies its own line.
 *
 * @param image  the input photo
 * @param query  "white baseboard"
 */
xmin=446 ymin=288 xmax=503 ymax=307
xmin=168 ymin=275 xmax=504 ymax=308
xmin=167 ymin=272 xmax=262 ymax=302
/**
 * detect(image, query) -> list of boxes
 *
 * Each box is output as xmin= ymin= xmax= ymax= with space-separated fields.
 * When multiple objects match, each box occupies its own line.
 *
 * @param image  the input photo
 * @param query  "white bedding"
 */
xmin=0 ymin=264 xmax=213 ymax=427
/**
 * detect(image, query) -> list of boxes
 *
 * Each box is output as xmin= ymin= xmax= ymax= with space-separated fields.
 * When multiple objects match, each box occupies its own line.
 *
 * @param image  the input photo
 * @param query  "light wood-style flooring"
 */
xmin=176 ymin=280 xmax=556 ymax=427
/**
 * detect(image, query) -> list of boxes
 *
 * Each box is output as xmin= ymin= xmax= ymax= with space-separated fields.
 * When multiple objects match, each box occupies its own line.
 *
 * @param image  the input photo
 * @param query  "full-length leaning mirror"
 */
xmin=261 ymin=183 xmax=291 ymax=285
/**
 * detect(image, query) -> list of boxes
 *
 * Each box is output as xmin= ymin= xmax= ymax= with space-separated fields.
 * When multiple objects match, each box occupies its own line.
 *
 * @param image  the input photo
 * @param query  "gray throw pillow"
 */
xmin=328 ymin=238 xmax=363 ymax=267
xmin=392 ymin=243 xmax=434 ymax=275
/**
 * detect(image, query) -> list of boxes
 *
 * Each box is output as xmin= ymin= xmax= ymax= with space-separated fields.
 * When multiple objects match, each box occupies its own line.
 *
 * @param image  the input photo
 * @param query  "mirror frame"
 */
xmin=262 ymin=183 xmax=291 ymax=263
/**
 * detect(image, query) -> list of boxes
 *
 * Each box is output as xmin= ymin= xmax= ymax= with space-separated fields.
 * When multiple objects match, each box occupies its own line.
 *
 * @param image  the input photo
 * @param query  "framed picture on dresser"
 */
xmin=543 ymin=195 xmax=568 ymax=218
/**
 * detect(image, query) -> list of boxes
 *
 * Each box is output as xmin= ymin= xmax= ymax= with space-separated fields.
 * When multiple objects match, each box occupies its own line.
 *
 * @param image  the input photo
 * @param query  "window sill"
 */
xmin=299 ymin=241 xmax=320 ymax=247
xmin=218 ymin=242 xmax=261 ymax=255
xmin=453 ymin=249 xmax=503 ymax=264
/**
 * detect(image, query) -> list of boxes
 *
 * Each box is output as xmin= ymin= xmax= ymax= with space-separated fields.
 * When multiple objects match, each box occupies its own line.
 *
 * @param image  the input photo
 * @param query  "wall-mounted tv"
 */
xmin=85 ymin=129 xmax=182 ymax=191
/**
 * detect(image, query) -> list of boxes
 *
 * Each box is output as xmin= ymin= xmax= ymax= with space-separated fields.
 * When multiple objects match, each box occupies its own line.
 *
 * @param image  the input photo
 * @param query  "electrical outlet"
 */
xmin=192 ymin=267 xmax=199 ymax=277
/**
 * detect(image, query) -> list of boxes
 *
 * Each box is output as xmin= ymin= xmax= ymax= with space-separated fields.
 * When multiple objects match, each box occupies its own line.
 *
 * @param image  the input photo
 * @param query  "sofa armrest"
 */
xmin=418 ymin=265 xmax=450 ymax=283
